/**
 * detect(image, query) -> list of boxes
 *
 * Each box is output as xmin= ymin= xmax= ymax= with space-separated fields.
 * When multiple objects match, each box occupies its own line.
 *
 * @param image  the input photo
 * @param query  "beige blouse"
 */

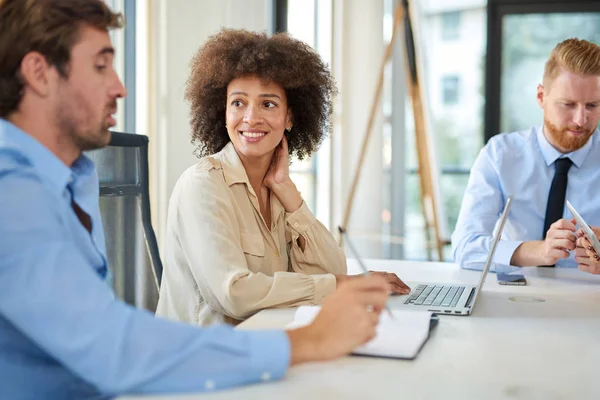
xmin=156 ymin=142 xmax=347 ymax=326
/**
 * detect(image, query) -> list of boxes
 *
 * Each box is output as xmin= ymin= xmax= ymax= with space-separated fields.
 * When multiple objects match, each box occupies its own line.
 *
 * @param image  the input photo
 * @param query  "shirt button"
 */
xmin=293 ymin=222 xmax=299 ymax=228
xmin=273 ymin=250 xmax=279 ymax=257
xmin=261 ymin=372 xmax=271 ymax=382
xmin=204 ymin=379 xmax=215 ymax=390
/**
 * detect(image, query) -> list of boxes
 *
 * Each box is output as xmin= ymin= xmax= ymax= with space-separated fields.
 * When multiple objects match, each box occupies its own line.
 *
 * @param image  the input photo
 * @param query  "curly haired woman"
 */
xmin=156 ymin=29 xmax=409 ymax=326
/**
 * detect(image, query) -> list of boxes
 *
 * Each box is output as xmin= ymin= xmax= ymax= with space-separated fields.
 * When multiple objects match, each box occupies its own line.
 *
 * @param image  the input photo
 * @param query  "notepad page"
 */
xmin=290 ymin=306 xmax=433 ymax=359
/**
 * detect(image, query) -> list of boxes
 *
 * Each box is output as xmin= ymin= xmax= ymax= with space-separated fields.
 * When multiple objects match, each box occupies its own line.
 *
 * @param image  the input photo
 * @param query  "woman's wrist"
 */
xmin=270 ymin=178 xmax=302 ymax=213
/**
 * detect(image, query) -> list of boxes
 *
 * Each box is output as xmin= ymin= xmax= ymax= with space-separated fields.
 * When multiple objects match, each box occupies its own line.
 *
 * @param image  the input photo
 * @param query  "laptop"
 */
xmin=343 ymin=196 xmax=513 ymax=316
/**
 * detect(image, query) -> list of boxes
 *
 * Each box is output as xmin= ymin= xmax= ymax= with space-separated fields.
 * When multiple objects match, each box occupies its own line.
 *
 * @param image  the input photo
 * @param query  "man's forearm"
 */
xmin=286 ymin=326 xmax=320 ymax=366
xmin=510 ymin=240 xmax=544 ymax=266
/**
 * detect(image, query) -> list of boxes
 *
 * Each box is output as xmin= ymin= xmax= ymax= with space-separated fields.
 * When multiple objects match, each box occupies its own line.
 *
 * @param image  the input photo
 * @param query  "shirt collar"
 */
xmin=217 ymin=142 xmax=285 ymax=220
xmin=219 ymin=142 xmax=252 ymax=188
xmin=536 ymin=124 xmax=597 ymax=168
xmin=0 ymin=118 xmax=94 ymax=194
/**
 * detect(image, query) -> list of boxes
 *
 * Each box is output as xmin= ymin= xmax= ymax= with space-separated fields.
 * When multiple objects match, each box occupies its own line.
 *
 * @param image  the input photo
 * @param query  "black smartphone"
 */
xmin=497 ymin=273 xmax=527 ymax=286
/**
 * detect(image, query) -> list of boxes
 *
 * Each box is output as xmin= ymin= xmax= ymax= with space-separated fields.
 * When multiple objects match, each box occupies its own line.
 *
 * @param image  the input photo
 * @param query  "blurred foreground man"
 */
xmin=0 ymin=0 xmax=390 ymax=398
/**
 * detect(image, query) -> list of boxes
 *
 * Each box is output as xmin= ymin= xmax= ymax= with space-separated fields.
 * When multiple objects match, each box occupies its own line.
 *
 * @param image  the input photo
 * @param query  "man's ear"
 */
xmin=536 ymin=83 xmax=545 ymax=109
xmin=19 ymin=52 xmax=54 ymax=97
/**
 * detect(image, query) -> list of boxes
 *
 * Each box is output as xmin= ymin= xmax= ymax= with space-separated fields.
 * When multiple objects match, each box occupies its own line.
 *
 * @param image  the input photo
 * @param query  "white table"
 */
xmin=122 ymin=259 xmax=600 ymax=400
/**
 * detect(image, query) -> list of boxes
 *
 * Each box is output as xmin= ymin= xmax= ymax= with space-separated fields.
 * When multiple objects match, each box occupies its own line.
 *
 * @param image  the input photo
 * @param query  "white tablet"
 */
xmin=566 ymin=200 xmax=600 ymax=255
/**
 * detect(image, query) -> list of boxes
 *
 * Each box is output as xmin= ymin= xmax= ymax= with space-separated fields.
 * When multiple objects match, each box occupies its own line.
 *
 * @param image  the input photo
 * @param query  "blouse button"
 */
xmin=261 ymin=372 xmax=271 ymax=382
xmin=204 ymin=380 xmax=215 ymax=390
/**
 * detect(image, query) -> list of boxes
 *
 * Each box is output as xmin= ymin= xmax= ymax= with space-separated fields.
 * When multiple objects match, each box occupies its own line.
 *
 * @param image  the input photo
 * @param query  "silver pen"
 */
xmin=338 ymin=226 xmax=395 ymax=319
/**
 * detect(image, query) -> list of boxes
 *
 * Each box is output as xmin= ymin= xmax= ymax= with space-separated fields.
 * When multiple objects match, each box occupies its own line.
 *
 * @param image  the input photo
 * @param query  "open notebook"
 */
xmin=289 ymin=306 xmax=438 ymax=360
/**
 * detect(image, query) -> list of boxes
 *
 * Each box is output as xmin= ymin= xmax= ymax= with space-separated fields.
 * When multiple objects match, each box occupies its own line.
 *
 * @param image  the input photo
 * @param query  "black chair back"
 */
xmin=87 ymin=132 xmax=162 ymax=309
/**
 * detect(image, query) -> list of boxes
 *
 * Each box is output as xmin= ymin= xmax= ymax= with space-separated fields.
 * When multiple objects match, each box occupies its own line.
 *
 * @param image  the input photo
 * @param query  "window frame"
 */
xmin=484 ymin=0 xmax=600 ymax=142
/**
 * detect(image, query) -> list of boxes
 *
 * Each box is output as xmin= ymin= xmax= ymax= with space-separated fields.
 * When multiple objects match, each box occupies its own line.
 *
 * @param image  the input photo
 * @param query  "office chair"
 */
xmin=86 ymin=132 xmax=162 ymax=310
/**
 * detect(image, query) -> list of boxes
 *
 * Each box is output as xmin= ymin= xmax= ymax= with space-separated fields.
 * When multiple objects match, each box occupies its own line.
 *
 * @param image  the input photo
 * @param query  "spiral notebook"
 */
xmin=289 ymin=306 xmax=438 ymax=360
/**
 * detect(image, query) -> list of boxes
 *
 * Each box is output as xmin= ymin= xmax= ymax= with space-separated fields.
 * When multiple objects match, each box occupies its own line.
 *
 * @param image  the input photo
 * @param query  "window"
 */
xmin=442 ymin=75 xmax=460 ymax=105
xmin=104 ymin=0 xmax=136 ymax=133
xmin=383 ymin=0 xmax=485 ymax=261
xmin=485 ymin=0 xmax=600 ymax=141
xmin=441 ymin=11 xmax=461 ymax=40
xmin=285 ymin=0 xmax=332 ymax=222
xmin=499 ymin=12 xmax=600 ymax=133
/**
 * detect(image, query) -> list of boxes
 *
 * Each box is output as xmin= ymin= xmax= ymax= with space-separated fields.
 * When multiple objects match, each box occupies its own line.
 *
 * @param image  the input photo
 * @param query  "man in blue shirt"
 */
xmin=0 ymin=1 xmax=390 ymax=398
xmin=452 ymin=38 xmax=600 ymax=272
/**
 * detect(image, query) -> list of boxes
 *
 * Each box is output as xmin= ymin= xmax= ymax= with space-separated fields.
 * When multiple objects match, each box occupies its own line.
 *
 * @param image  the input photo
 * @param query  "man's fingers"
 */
xmin=575 ymin=255 xmax=590 ymax=264
xmin=551 ymin=218 xmax=577 ymax=232
xmin=574 ymin=246 xmax=589 ymax=257
xmin=576 ymin=237 xmax=587 ymax=247
xmin=579 ymin=263 xmax=600 ymax=275
xmin=551 ymin=238 xmax=576 ymax=251
xmin=361 ymin=327 xmax=378 ymax=345
xmin=549 ymin=248 xmax=570 ymax=259
xmin=369 ymin=310 xmax=381 ymax=326
xmin=352 ymin=291 xmax=388 ymax=311
xmin=344 ymin=276 xmax=389 ymax=309
xmin=550 ymin=229 xmax=577 ymax=241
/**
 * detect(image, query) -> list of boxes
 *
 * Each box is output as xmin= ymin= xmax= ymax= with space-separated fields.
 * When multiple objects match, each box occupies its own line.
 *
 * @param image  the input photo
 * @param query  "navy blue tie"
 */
xmin=542 ymin=157 xmax=572 ymax=239
xmin=68 ymin=184 xmax=92 ymax=233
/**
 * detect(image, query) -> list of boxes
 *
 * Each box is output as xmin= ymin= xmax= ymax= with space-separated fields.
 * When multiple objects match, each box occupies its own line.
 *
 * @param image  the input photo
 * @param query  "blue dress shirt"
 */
xmin=0 ymin=119 xmax=290 ymax=399
xmin=452 ymin=125 xmax=600 ymax=271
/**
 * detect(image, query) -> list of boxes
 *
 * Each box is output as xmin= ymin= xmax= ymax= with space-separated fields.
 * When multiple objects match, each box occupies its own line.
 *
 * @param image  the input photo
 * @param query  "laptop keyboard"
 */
xmin=404 ymin=284 xmax=465 ymax=308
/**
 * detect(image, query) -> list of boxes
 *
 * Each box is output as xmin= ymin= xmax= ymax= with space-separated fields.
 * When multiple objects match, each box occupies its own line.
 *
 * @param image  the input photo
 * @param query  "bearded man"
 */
xmin=452 ymin=38 xmax=600 ymax=274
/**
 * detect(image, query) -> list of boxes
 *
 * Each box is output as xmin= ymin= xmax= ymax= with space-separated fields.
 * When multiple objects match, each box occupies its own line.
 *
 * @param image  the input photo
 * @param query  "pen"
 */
xmin=338 ymin=226 xmax=395 ymax=320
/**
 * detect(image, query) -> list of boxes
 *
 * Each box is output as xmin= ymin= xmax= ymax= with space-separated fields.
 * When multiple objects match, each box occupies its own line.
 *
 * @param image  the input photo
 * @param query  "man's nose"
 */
xmin=111 ymin=71 xmax=127 ymax=99
xmin=573 ymin=105 xmax=587 ymax=127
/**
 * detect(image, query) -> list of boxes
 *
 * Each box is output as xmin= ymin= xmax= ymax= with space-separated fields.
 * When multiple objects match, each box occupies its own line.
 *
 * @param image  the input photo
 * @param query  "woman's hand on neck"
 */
xmin=263 ymin=136 xmax=302 ymax=213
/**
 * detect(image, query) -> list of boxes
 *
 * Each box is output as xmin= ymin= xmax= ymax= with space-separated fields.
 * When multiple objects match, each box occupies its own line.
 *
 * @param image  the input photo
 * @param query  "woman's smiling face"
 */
xmin=225 ymin=75 xmax=292 ymax=160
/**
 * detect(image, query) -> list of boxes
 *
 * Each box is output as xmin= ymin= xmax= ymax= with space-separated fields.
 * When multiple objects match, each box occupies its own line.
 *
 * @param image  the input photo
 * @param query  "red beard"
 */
xmin=544 ymin=119 xmax=594 ymax=152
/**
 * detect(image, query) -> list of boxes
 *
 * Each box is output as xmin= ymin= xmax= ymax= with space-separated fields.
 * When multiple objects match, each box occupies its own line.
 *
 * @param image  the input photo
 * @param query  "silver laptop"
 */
xmin=399 ymin=196 xmax=513 ymax=315
xmin=344 ymin=196 xmax=512 ymax=316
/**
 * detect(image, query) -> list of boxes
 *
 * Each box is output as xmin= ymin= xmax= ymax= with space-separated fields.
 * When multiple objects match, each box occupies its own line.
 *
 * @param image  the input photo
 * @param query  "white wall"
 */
xmin=147 ymin=0 xmax=271 ymax=246
xmin=331 ymin=0 xmax=384 ymax=258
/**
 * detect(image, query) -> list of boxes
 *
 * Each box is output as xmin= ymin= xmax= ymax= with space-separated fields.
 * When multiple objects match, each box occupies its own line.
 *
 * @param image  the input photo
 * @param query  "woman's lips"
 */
xmin=240 ymin=131 xmax=267 ymax=142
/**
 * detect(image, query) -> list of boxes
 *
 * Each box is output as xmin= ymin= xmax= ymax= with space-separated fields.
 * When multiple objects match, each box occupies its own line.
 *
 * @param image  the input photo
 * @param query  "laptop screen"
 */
xmin=470 ymin=196 xmax=513 ymax=305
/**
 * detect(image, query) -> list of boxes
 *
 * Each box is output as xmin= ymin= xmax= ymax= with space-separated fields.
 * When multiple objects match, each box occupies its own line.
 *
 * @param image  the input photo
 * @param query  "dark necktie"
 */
xmin=72 ymin=200 xmax=92 ymax=233
xmin=68 ymin=185 xmax=92 ymax=233
xmin=542 ymin=157 xmax=573 ymax=239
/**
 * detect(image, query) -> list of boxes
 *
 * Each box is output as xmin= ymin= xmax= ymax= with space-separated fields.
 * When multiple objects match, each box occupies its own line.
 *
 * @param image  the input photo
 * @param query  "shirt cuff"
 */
xmin=248 ymin=330 xmax=290 ymax=383
xmin=494 ymin=240 xmax=523 ymax=266
xmin=286 ymin=202 xmax=316 ymax=234
xmin=311 ymin=274 xmax=336 ymax=303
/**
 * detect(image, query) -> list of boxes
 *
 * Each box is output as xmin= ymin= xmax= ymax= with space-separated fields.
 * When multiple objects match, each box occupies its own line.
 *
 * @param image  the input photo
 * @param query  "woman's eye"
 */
xmin=264 ymin=101 xmax=276 ymax=108
xmin=95 ymin=65 xmax=107 ymax=72
xmin=231 ymin=100 xmax=243 ymax=107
